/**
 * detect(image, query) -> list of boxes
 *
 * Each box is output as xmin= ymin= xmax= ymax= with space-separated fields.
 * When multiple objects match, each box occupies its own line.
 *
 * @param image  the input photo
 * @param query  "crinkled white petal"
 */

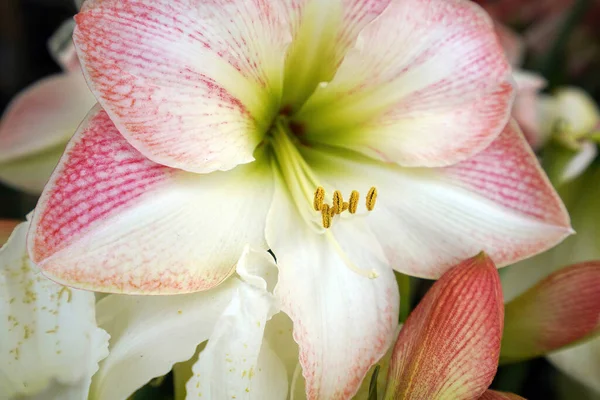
xmin=0 ymin=221 xmax=109 ymax=399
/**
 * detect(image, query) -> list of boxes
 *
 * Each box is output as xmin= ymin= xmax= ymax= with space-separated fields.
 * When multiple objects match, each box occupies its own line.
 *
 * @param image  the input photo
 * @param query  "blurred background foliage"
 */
xmin=1 ymin=0 xmax=599 ymax=399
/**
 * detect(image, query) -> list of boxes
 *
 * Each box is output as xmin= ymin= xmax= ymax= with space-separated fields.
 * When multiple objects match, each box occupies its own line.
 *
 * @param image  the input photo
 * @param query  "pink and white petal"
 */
xmin=297 ymin=0 xmax=514 ymax=168
xmin=0 ymin=221 xmax=109 ymax=398
xmin=0 ymin=144 xmax=66 ymax=195
xmin=385 ymin=253 xmax=503 ymax=400
xmin=28 ymin=106 xmax=273 ymax=294
xmin=548 ymin=336 xmax=600 ymax=394
xmin=0 ymin=219 xmax=19 ymax=247
xmin=501 ymin=261 xmax=600 ymax=363
xmin=302 ymin=121 xmax=570 ymax=279
xmin=479 ymin=390 xmax=526 ymax=400
xmin=0 ymin=72 xmax=94 ymax=163
xmin=90 ymin=280 xmax=239 ymax=400
xmin=280 ymin=0 xmax=391 ymax=109
xmin=187 ymin=248 xmax=287 ymax=399
xmin=266 ymin=178 xmax=399 ymax=400
xmin=495 ymin=22 xmax=524 ymax=66
xmin=74 ymin=0 xmax=288 ymax=173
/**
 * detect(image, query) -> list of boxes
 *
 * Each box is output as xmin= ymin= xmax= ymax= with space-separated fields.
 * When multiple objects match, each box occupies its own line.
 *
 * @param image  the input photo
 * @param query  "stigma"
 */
xmin=313 ymin=186 xmax=378 ymax=228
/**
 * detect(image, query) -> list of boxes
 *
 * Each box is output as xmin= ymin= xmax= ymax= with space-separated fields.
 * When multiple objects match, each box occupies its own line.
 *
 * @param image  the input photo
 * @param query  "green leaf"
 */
xmin=368 ymin=365 xmax=381 ymax=400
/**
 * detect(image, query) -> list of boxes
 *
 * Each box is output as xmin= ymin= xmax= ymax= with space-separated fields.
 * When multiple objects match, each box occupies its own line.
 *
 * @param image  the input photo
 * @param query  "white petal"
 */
xmin=266 ymin=177 xmax=400 ymax=400
xmin=0 ymin=222 xmax=108 ymax=398
xmin=90 ymin=281 xmax=239 ymax=400
xmin=302 ymin=122 xmax=570 ymax=279
xmin=187 ymin=247 xmax=287 ymax=399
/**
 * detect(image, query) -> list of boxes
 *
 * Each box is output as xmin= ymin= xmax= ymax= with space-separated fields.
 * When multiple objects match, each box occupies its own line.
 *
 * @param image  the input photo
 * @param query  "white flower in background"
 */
xmin=0 ymin=220 xmax=109 ymax=399
xmin=0 ymin=18 xmax=95 ymax=194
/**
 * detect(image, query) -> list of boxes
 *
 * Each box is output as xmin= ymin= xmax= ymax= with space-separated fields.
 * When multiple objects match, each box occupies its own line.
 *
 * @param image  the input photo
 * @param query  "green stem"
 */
xmin=396 ymin=272 xmax=411 ymax=323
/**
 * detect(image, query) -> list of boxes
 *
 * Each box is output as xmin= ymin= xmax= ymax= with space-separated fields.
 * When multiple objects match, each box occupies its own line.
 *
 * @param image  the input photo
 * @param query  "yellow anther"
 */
xmin=366 ymin=187 xmax=377 ymax=211
xmin=321 ymin=204 xmax=332 ymax=229
xmin=332 ymin=190 xmax=344 ymax=214
xmin=348 ymin=190 xmax=359 ymax=214
xmin=313 ymin=186 xmax=325 ymax=211
xmin=342 ymin=202 xmax=349 ymax=212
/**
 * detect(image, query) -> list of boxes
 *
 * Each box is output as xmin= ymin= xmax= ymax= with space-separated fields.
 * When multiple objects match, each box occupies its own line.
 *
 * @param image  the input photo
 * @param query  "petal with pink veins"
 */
xmin=384 ymin=253 xmax=503 ymax=400
xmin=28 ymin=106 xmax=273 ymax=294
xmin=302 ymin=121 xmax=571 ymax=279
xmin=74 ymin=0 xmax=289 ymax=173
xmin=501 ymin=261 xmax=600 ymax=363
xmin=297 ymin=0 xmax=514 ymax=168
xmin=266 ymin=175 xmax=399 ymax=400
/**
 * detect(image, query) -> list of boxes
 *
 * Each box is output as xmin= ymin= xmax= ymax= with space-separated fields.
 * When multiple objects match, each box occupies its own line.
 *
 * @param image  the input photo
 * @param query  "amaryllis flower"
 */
xmin=27 ymin=0 xmax=570 ymax=395
xmin=0 ymin=220 xmax=109 ymax=399
xmin=0 ymin=18 xmax=96 ymax=194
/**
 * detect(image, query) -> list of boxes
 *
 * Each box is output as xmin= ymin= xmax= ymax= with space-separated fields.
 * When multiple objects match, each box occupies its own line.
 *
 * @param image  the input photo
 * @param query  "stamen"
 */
xmin=332 ymin=190 xmax=343 ymax=214
xmin=366 ymin=187 xmax=377 ymax=211
xmin=321 ymin=204 xmax=332 ymax=228
xmin=313 ymin=186 xmax=325 ymax=211
xmin=348 ymin=190 xmax=359 ymax=214
xmin=342 ymin=202 xmax=349 ymax=212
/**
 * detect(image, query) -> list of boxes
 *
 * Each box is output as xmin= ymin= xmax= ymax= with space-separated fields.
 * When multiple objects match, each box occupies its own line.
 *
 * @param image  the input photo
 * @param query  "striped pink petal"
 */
xmin=385 ymin=253 xmax=503 ymax=399
xmin=501 ymin=261 xmax=600 ymax=363
xmin=303 ymin=121 xmax=571 ymax=279
xmin=297 ymin=0 xmax=514 ymax=168
xmin=74 ymin=0 xmax=288 ymax=174
xmin=28 ymin=106 xmax=273 ymax=294
xmin=74 ymin=0 xmax=391 ymax=174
